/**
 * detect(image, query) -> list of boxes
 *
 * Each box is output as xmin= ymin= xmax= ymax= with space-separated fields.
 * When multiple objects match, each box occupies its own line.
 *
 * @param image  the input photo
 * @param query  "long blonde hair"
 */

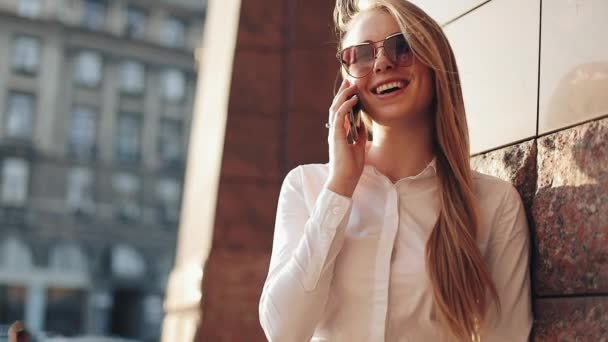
xmin=334 ymin=1 xmax=500 ymax=340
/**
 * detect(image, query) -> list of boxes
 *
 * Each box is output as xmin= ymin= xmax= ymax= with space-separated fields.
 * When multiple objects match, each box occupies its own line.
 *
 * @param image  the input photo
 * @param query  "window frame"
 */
xmin=67 ymin=105 xmax=98 ymax=161
xmin=17 ymin=0 xmax=42 ymax=18
xmin=82 ymin=0 xmax=108 ymax=31
xmin=4 ymin=90 xmax=36 ymax=140
xmin=12 ymin=34 xmax=41 ymax=75
xmin=0 ymin=158 xmax=30 ymax=207
xmin=125 ymin=5 xmax=148 ymax=40
xmin=160 ymin=16 xmax=188 ymax=48
xmin=158 ymin=118 xmax=183 ymax=165
xmin=160 ymin=68 xmax=186 ymax=102
xmin=114 ymin=112 xmax=142 ymax=163
xmin=119 ymin=59 xmax=146 ymax=95
xmin=73 ymin=50 xmax=103 ymax=88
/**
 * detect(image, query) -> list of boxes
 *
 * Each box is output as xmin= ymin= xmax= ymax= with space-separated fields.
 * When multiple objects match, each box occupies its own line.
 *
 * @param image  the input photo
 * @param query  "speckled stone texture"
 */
xmin=471 ymin=117 xmax=608 ymax=340
xmin=531 ymin=297 xmax=608 ymax=341
xmin=532 ymin=119 xmax=608 ymax=296
xmin=470 ymin=140 xmax=538 ymax=206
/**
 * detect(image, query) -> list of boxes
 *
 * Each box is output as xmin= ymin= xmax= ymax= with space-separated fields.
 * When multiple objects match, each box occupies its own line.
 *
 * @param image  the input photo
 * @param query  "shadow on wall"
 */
xmin=530 ymin=62 xmax=608 ymax=340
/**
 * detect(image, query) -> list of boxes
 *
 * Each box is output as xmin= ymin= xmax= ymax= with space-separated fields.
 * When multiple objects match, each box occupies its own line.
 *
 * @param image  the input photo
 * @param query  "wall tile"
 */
xmin=532 ymin=297 xmax=608 ymax=341
xmin=221 ymin=113 xmax=281 ymax=182
xmin=532 ymin=118 xmax=608 ymax=296
xmin=213 ymin=182 xmax=281 ymax=251
xmin=538 ymin=0 xmax=608 ymax=134
xmin=408 ymin=0 xmax=489 ymax=25
xmin=443 ymin=0 xmax=539 ymax=154
xmin=228 ymin=49 xmax=282 ymax=117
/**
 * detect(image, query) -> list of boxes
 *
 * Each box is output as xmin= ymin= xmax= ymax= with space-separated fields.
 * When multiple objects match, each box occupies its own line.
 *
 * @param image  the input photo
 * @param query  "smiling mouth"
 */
xmin=373 ymin=80 xmax=409 ymax=95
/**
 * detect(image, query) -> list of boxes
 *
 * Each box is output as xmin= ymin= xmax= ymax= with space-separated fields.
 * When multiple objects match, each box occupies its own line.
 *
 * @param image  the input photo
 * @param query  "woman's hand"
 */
xmin=326 ymin=79 xmax=367 ymax=197
xmin=8 ymin=321 xmax=30 ymax=342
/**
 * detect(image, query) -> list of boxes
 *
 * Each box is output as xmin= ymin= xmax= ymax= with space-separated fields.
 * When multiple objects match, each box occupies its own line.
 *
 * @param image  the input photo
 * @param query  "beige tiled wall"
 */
xmin=443 ymin=0 xmax=540 ymax=154
xmin=538 ymin=0 xmax=608 ymax=134
xmin=415 ymin=0 xmax=607 ymax=153
xmin=409 ymin=0 xmax=489 ymax=25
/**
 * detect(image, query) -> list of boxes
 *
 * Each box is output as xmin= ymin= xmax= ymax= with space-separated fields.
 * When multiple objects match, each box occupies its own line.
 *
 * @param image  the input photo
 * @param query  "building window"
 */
xmin=158 ymin=119 xmax=183 ymax=165
xmin=115 ymin=113 xmax=141 ymax=162
xmin=67 ymin=105 xmax=97 ymax=160
xmin=82 ymin=0 xmax=107 ymax=30
xmin=73 ymin=51 xmax=102 ymax=87
xmin=12 ymin=35 xmax=41 ymax=75
xmin=1 ymin=159 xmax=29 ymax=207
xmin=0 ymin=285 xmax=27 ymax=324
xmin=157 ymin=178 xmax=181 ymax=224
xmin=160 ymin=16 xmax=187 ymax=48
xmin=125 ymin=6 xmax=147 ymax=39
xmin=17 ymin=0 xmax=41 ymax=18
xmin=161 ymin=68 xmax=186 ymax=102
xmin=66 ymin=167 xmax=95 ymax=215
xmin=112 ymin=173 xmax=141 ymax=222
xmin=5 ymin=91 xmax=35 ymax=139
xmin=120 ymin=60 xmax=145 ymax=94
xmin=45 ymin=288 xmax=85 ymax=336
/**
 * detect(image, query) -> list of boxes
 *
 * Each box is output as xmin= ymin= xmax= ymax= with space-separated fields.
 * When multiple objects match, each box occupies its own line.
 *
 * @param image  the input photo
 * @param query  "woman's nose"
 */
xmin=374 ymin=48 xmax=395 ymax=73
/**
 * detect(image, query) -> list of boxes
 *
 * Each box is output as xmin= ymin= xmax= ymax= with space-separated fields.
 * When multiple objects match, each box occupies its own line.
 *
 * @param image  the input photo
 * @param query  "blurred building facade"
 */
xmin=0 ymin=0 xmax=204 ymax=339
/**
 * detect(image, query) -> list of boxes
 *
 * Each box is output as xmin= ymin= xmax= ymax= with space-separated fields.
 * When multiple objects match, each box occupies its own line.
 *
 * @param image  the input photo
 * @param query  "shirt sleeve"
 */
xmin=259 ymin=166 xmax=353 ymax=342
xmin=481 ymin=185 xmax=534 ymax=341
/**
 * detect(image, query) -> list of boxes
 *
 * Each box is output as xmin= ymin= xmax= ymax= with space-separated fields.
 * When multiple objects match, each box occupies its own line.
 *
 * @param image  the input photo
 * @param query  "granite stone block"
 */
xmin=532 ymin=119 xmax=608 ymax=295
xmin=532 ymin=296 xmax=608 ymax=341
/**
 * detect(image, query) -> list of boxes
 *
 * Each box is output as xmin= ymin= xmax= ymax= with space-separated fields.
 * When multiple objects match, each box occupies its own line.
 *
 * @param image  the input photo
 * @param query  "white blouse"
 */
xmin=259 ymin=159 xmax=533 ymax=341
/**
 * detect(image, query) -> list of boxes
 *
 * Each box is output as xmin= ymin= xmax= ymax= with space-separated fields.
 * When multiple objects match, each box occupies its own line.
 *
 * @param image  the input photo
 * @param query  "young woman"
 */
xmin=259 ymin=0 xmax=533 ymax=341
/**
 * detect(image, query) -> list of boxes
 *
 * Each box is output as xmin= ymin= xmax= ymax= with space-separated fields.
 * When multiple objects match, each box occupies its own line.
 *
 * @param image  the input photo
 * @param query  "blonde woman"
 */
xmin=259 ymin=0 xmax=533 ymax=340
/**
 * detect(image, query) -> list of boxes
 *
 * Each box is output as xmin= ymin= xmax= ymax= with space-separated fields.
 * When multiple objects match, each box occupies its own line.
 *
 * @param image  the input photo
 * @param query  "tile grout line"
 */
xmin=536 ymin=0 xmax=542 ymax=137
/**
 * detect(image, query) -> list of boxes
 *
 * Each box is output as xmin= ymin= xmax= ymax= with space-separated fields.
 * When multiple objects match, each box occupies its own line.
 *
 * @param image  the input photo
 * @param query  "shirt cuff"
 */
xmin=309 ymin=187 xmax=353 ymax=230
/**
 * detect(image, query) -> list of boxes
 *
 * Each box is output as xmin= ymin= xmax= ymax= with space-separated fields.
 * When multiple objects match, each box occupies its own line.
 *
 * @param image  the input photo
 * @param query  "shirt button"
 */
xmin=331 ymin=206 xmax=340 ymax=215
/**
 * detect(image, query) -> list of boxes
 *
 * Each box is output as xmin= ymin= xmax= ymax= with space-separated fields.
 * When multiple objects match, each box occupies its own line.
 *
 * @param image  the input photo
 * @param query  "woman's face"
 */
xmin=342 ymin=10 xmax=435 ymax=126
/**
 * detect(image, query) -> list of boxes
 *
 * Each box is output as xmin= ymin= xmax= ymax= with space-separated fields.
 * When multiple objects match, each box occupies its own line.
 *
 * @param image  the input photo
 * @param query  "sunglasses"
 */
xmin=336 ymin=32 xmax=414 ymax=78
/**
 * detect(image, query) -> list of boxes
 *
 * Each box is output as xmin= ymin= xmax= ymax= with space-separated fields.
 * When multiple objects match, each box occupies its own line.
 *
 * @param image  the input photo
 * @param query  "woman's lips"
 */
xmin=373 ymin=83 xmax=409 ymax=100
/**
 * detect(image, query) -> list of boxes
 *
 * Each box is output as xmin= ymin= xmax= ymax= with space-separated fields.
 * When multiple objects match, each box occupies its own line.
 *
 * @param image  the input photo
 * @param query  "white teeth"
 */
xmin=375 ymin=81 xmax=406 ymax=94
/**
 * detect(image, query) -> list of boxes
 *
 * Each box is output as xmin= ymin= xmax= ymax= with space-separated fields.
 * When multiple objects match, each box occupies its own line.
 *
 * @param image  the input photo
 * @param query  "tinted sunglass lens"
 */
xmin=386 ymin=34 xmax=412 ymax=65
xmin=341 ymin=44 xmax=374 ymax=77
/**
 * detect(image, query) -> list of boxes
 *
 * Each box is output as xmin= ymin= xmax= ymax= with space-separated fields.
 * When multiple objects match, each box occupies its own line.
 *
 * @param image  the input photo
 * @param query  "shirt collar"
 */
xmin=364 ymin=156 xmax=437 ymax=183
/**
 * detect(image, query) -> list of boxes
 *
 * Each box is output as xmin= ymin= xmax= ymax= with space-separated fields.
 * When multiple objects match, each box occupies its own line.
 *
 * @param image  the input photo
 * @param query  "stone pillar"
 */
xmin=161 ymin=0 xmax=340 ymax=339
xmin=161 ymin=0 xmax=241 ymax=341
xmin=194 ymin=0 xmax=338 ymax=340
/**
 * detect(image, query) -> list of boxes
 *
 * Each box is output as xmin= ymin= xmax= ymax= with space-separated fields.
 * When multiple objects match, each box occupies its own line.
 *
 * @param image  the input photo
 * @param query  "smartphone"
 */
xmin=347 ymin=97 xmax=362 ymax=145
xmin=334 ymin=72 xmax=364 ymax=145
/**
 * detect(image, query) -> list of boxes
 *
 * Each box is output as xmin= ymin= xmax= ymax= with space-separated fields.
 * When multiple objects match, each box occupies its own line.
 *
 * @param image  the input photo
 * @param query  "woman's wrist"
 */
xmin=325 ymin=177 xmax=357 ymax=197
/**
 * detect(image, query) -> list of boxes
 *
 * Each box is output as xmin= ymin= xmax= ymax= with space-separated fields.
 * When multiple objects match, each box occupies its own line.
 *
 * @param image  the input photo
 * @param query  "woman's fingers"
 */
xmin=329 ymin=80 xmax=358 ymax=124
xmin=8 ymin=321 xmax=25 ymax=342
xmin=329 ymin=95 xmax=359 ymax=144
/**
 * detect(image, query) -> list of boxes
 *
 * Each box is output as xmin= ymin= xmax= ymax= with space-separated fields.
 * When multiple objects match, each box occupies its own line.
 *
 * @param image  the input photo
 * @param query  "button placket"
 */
xmin=369 ymin=186 xmax=400 ymax=341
